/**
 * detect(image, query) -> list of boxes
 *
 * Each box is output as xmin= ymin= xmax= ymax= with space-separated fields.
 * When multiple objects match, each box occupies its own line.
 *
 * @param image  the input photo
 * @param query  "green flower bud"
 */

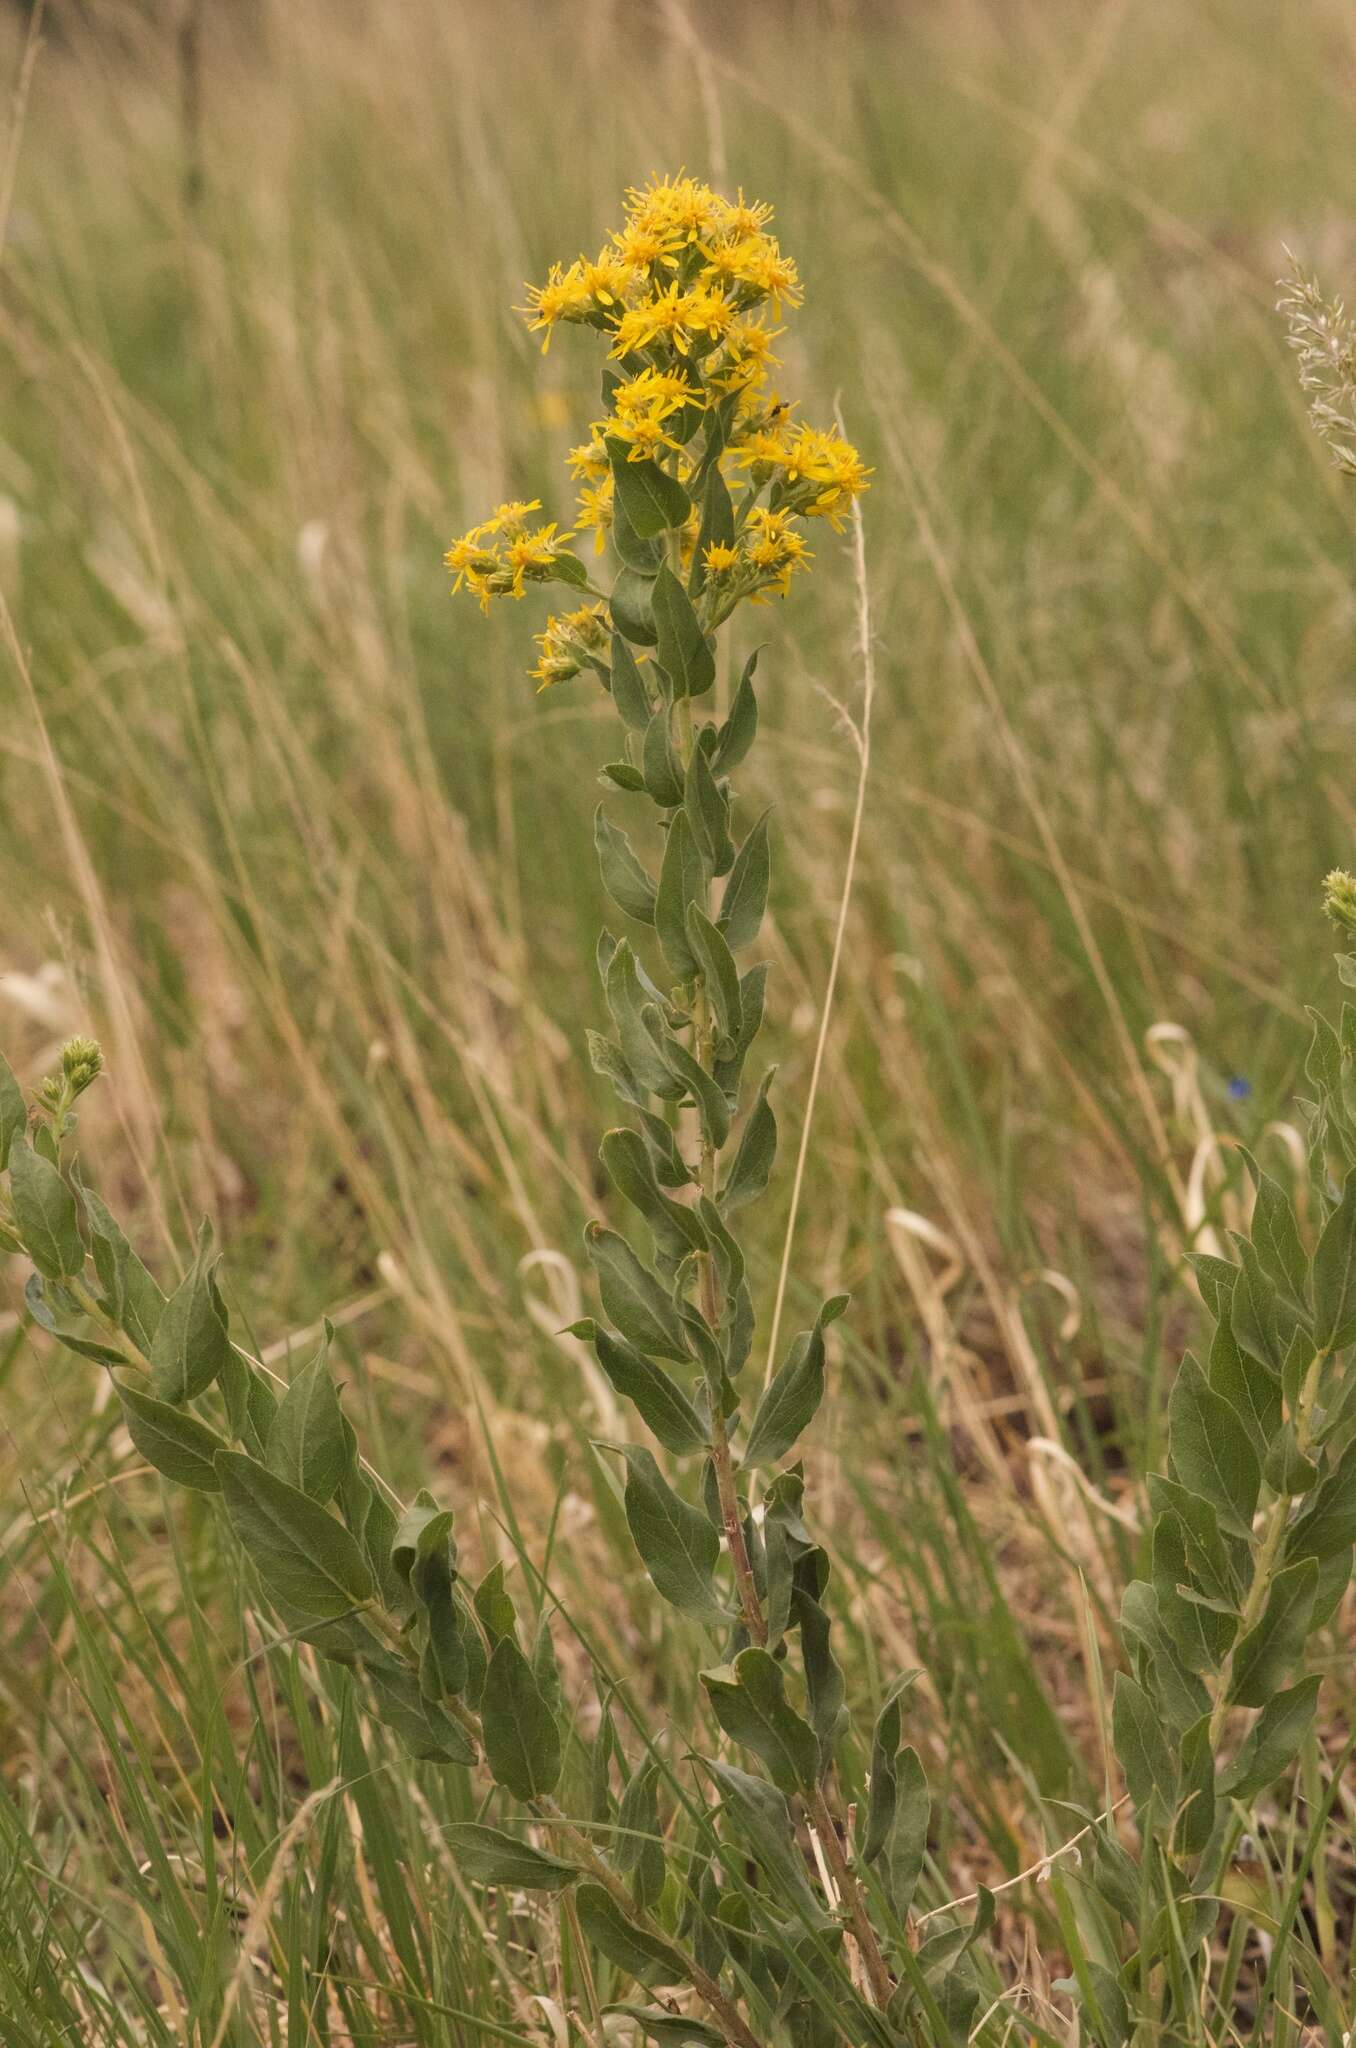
xmin=59 ymin=1035 xmax=103 ymax=1096
xmin=1322 ymin=869 xmax=1356 ymax=936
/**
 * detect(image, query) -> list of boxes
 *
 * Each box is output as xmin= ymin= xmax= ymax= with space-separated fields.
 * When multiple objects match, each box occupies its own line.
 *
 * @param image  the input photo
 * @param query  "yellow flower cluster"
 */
xmin=443 ymin=500 xmax=582 ymax=612
xmin=530 ymin=602 xmax=611 ymax=690
xmin=447 ymin=176 xmax=871 ymax=677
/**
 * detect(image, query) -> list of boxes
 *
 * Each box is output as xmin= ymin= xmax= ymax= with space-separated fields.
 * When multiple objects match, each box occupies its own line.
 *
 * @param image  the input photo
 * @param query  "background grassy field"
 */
xmin=3 ymin=0 xmax=1356 ymax=2039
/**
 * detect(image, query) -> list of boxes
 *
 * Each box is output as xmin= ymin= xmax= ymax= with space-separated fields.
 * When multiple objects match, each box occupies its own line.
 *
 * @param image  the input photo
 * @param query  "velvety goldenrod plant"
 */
xmin=4 ymin=191 xmax=1355 ymax=2048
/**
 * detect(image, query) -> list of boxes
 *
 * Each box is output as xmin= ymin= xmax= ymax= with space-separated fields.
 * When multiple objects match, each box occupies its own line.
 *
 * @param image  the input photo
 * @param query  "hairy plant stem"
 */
xmin=534 ymin=1795 xmax=763 ymax=2048
xmin=1206 ymin=1344 xmax=1328 ymax=1749
xmin=808 ymin=1785 xmax=895 ymax=2008
xmin=672 ymin=685 xmax=893 ymax=2012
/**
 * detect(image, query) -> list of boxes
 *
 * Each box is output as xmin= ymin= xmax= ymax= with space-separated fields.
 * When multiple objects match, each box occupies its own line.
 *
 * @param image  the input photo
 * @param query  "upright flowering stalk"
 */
xmin=449 ymin=177 xmax=905 ymax=2013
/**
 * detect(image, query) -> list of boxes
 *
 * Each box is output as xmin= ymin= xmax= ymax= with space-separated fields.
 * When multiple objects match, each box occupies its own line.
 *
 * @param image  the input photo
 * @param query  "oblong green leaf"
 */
xmin=481 ymin=1636 xmax=561 ymax=1802
xmin=10 ymin=1137 xmax=83 ymax=1280
xmin=446 ymin=1822 xmax=579 ymax=1894
xmin=117 ymin=1381 xmax=226 ymax=1492
xmin=585 ymin=1224 xmax=690 ymax=1362
xmin=267 ymin=1332 xmax=348 ymax=1502
xmin=743 ymin=1296 xmax=847 ymax=1468
xmin=1167 ymin=1354 xmax=1260 ymax=1539
xmin=719 ymin=813 xmax=771 ymax=952
xmin=595 ymin=809 xmax=657 ymax=925
xmin=619 ymin=1444 xmax=724 ymax=1620
xmin=217 ymin=1450 xmax=375 ymax=1619
xmin=652 ymin=563 xmax=714 ymax=697
xmin=701 ymin=1647 xmax=819 ymax=1796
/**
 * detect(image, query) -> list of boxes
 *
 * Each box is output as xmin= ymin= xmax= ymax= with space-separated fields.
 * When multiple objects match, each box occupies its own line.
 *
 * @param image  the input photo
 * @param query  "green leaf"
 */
xmin=601 ymin=1128 xmax=708 ymax=1264
xmin=1220 ymin=1675 xmax=1321 ymax=1799
xmin=266 ymin=1330 xmax=348 ymax=1502
xmin=702 ymin=1757 xmax=823 ymax=1920
xmin=1145 ymin=1475 xmax=1239 ymax=1606
xmin=685 ymin=906 xmax=742 ymax=1057
xmin=1263 ymin=1423 xmax=1319 ymax=1497
xmin=10 ymin=1137 xmax=83 ymax=1280
xmin=616 ymin=1759 xmax=665 ymax=1910
xmin=710 ymin=652 xmax=760 ymax=778
xmin=481 ymin=1637 xmax=562 ymax=1801
xmin=794 ymin=1585 xmax=845 ymax=1752
xmin=586 ymin=1224 xmax=690 ymax=1362
xmin=1289 ymin=1438 xmax=1356 ymax=1562
xmin=701 ymin=1647 xmax=820 ymax=1796
xmin=1227 ymin=1557 xmax=1317 ymax=1706
xmin=1175 ymin=1715 xmax=1215 ymax=1856
xmin=642 ymin=708 xmax=685 ymax=808
xmin=721 ymin=1069 xmax=777 ymax=1214
xmin=365 ymin=1665 xmax=477 ymax=1765
xmin=610 ymin=567 xmax=659 ymax=646
xmin=655 ymin=812 xmax=705 ymax=982
xmin=149 ymin=1229 xmax=231 ymax=1404
xmin=80 ymin=1183 xmax=165 ymax=1350
xmin=1306 ymin=1008 xmax=1344 ymax=1109
xmin=652 ymin=563 xmax=715 ymax=697
xmin=1313 ymin=1168 xmax=1356 ymax=1351
xmin=683 ymin=746 xmax=732 ymax=877
xmin=643 ymin=1011 xmax=731 ymax=1151
xmin=575 ymin=1881 xmax=691 ymax=1987
xmin=607 ymin=439 xmax=691 ymax=539
xmin=446 ymin=1822 xmax=578 ymax=1894
xmin=595 ymin=809 xmax=657 ymax=925
xmin=589 ymin=1327 xmax=708 ymax=1454
xmin=1112 ymin=1671 xmax=1177 ymax=1819
xmin=1208 ymin=1314 xmax=1280 ymax=1454
xmin=1151 ymin=1511 xmax=1235 ymax=1673
xmin=611 ymin=635 xmax=654 ymax=730
xmin=606 ymin=2007 xmax=723 ymax=2048
xmin=116 ymin=1382 xmax=226 ymax=1492
xmin=0 ymin=1051 xmax=24 ymax=1170
xmin=391 ymin=1490 xmax=456 ymax=1588
xmin=1229 ymin=1235 xmax=1293 ymax=1375
xmin=719 ymin=812 xmax=771 ymax=951
xmin=1167 ymin=1353 xmax=1260 ymax=1539
xmin=743 ymin=1297 xmax=848 ymax=1468
xmin=605 ymin=943 xmax=684 ymax=1101
xmin=618 ymin=1444 xmax=724 ymax=1620
xmin=1242 ymin=1152 xmax=1309 ymax=1306
xmin=1119 ymin=1580 xmax=1210 ymax=1732
xmin=713 ymin=962 xmax=768 ymax=1099
xmin=1190 ymin=1252 xmax=1238 ymax=1323
xmin=887 ymin=1745 xmax=930 ymax=1919
xmin=473 ymin=1561 xmax=517 ymax=1645
xmin=609 ymin=476 xmax=665 ymax=574
xmin=690 ymin=462 xmax=735 ymax=595
xmin=217 ymin=1451 xmax=375 ymax=1618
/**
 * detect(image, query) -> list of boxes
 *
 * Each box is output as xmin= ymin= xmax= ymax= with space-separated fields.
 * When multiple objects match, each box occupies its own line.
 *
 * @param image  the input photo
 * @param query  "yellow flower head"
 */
xmin=702 ymin=541 xmax=741 ymax=577
xmin=445 ymin=502 xmax=581 ymax=610
xmin=700 ymin=234 xmax=802 ymax=311
xmin=611 ymin=367 xmax=703 ymax=419
xmin=709 ymin=317 xmax=783 ymax=393
xmin=611 ymin=219 xmax=684 ymax=275
xmin=625 ymin=173 xmax=726 ymax=244
xmin=521 ymin=263 xmax=595 ymax=349
xmin=610 ymin=283 xmax=732 ymax=359
xmin=783 ymin=426 xmax=873 ymax=527
xmin=531 ymin=602 xmax=611 ymax=691
xmin=574 ymin=476 xmax=614 ymax=553
xmin=568 ymin=438 xmax=611 ymax=482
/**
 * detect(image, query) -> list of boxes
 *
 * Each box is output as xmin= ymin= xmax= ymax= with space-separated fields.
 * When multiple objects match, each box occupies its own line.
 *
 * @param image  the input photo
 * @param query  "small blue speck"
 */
xmin=1227 ymin=1076 xmax=1252 ymax=1101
